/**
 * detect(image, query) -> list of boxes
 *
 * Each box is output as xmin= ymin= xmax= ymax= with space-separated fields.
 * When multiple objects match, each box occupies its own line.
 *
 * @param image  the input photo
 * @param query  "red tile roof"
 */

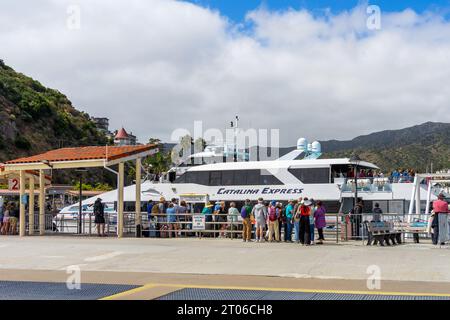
xmin=5 ymin=145 xmax=157 ymax=165
xmin=115 ymin=127 xmax=129 ymax=139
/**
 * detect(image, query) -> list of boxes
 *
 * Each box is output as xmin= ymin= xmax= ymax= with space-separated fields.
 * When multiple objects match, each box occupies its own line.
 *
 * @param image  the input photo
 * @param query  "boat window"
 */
xmin=288 ymin=168 xmax=330 ymax=184
xmin=182 ymin=171 xmax=209 ymax=185
xmin=222 ymin=171 xmax=234 ymax=186
xmin=209 ymin=171 xmax=222 ymax=186
xmin=234 ymin=170 xmax=247 ymax=185
xmin=260 ymin=170 xmax=283 ymax=185
xmin=246 ymin=170 xmax=260 ymax=185
xmin=174 ymin=173 xmax=186 ymax=183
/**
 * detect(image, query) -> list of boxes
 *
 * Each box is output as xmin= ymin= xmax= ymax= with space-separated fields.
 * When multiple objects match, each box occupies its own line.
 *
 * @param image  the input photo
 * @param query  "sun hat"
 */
xmin=304 ymin=200 xmax=312 ymax=206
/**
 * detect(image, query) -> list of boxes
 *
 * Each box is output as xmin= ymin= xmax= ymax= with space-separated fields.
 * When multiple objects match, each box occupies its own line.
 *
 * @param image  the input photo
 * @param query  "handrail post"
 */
xmin=336 ymin=213 xmax=339 ymax=244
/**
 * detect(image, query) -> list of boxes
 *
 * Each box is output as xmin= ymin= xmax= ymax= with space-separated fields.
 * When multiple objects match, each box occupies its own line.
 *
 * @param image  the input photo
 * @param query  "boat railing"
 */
xmin=340 ymin=177 xmax=393 ymax=193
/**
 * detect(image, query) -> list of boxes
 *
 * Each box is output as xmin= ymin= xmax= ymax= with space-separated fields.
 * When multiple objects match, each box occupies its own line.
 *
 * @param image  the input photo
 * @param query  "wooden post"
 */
xmin=19 ymin=170 xmax=26 ymax=237
xmin=39 ymin=170 xmax=45 ymax=235
xmin=29 ymin=177 xmax=35 ymax=235
xmin=135 ymin=158 xmax=142 ymax=238
xmin=118 ymin=162 xmax=125 ymax=238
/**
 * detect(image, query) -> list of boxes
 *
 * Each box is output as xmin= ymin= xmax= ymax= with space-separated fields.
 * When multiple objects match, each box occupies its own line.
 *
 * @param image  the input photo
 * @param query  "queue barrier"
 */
xmin=130 ymin=213 xmax=342 ymax=242
xmin=37 ymin=211 xmax=432 ymax=245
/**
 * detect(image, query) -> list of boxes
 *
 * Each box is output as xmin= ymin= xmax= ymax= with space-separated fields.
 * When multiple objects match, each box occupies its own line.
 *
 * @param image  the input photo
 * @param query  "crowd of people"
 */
xmin=332 ymin=167 xmax=418 ymax=184
xmin=0 ymin=202 xmax=20 ymax=235
xmin=390 ymin=169 xmax=416 ymax=183
xmin=146 ymin=197 xmax=328 ymax=245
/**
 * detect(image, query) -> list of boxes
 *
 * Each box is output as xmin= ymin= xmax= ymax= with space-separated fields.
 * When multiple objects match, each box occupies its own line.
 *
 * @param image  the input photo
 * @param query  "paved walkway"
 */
xmin=0 ymin=236 xmax=449 ymax=299
xmin=0 ymin=236 xmax=448 ymax=282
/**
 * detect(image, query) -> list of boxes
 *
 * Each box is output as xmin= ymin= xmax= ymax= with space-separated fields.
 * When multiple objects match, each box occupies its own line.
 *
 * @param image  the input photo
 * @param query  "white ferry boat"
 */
xmin=63 ymin=137 xmax=443 ymax=215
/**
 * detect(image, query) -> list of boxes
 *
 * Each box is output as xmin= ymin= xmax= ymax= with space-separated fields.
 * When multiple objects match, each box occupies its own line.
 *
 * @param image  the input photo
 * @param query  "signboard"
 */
xmin=192 ymin=215 xmax=206 ymax=230
xmin=179 ymin=194 xmax=209 ymax=203
xmin=8 ymin=178 xmax=20 ymax=191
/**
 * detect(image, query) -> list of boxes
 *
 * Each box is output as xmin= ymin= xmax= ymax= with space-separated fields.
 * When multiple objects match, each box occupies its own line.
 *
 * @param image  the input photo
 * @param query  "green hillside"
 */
xmin=0 ymin=59 xmax=108 ymax=163
xmin=321 ymin=122 xmax=450 ymax=173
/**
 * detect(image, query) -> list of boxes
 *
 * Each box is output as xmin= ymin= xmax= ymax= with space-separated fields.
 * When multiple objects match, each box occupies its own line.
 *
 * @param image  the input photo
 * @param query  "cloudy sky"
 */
xmin=1 ymin=0 xmax=450 ymax=146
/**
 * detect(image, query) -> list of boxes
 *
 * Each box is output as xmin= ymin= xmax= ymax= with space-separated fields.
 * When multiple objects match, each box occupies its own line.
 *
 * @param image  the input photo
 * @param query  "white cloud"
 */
xmin=1 ymin=0 xmax=450 ymax=146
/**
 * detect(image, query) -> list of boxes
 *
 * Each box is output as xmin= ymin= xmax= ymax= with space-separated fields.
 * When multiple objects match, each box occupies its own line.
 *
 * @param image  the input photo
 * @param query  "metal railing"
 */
xmin=31 ymin=211 xmax=432 ymax=245
xmin=128 ymin=213 xmax=342 ymax=242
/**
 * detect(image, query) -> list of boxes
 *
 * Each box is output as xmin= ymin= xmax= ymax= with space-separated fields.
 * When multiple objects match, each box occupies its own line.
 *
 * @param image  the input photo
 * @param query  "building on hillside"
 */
xmin=91 ymin=117 xmax=115 ymax=140
xmin=91 ymin=117 xmax=109 ymax=133
xmin=114 ymin=127 xmax=137 ymax=146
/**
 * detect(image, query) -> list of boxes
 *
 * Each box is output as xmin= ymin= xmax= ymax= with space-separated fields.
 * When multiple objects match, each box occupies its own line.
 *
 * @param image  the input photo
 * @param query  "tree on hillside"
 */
xmin=148 ymin=137 xmax=162 ymax=146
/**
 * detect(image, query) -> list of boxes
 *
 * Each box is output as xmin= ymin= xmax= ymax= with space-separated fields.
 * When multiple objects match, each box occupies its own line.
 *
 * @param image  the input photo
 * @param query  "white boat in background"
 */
xmin=63 ymin=137 xmax=441 ymax=216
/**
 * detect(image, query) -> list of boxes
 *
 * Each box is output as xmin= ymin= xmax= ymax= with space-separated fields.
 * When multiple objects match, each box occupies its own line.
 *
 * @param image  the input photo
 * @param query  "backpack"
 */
xmin=241 ymin=205 xmax=252 ymax=219
xmin=268 ymin=207 xmax=277 ymax=222
xmin=94 ymin=202 xmax=104 ymax=217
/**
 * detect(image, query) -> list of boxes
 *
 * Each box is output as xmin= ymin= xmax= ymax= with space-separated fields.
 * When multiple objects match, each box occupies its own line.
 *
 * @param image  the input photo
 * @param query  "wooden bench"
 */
xmin=364 ymin=221 xmax=402 ymax=246
xmin=394 ymin=221 xmax=428 ymax=243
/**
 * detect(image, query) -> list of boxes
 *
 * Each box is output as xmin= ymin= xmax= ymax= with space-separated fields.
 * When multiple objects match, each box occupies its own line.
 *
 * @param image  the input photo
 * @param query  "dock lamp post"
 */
xmin=75 ymin=168 xmax=88 ymax=235
xmin=350 ymin=155 xmax=362 ymax=207
xmin=350 ymin=155 xmax=362 ymax=240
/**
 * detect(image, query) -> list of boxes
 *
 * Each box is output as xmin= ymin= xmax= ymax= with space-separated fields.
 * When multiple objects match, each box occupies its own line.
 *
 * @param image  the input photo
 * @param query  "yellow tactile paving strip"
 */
xmin=1 ymin=269 xmax=450 ymax=300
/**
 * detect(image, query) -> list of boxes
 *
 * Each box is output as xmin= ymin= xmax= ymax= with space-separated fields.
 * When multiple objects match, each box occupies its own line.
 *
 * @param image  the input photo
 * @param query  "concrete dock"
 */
xmin=1 ymin=236 xmax=450 ymax=299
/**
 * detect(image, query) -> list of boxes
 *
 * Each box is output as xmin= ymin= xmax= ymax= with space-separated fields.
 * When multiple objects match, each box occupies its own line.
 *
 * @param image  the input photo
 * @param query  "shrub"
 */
xmin=14 ymin=135 xmax=31 ymax=150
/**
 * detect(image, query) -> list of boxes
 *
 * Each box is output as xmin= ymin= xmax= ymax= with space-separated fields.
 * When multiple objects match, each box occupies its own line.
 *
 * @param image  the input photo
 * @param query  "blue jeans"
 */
xmin=286 ymin=222 xmax=293 ymax=241
xmin=294 ymin=221 xmax=300 ymax=241
xmin=310 ymin=223 xmax=315 ymax=242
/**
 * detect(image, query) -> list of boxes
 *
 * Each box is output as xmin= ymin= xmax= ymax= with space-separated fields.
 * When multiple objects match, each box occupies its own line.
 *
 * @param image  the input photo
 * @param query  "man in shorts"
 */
xmin=252 ymin=198 xmax=268 ymax=242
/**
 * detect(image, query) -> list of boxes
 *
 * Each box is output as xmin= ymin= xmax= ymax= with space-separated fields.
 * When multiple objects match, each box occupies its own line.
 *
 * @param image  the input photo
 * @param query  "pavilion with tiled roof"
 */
xmin=2 ymin=144 xmax=159 ymax=238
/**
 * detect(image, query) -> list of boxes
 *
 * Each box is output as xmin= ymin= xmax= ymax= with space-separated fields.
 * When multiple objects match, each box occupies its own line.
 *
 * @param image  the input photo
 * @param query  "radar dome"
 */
xmin=311 ymin=141 xmax=321 ymax=153
xmin=297 ymin=138 xmax=308 ymax=152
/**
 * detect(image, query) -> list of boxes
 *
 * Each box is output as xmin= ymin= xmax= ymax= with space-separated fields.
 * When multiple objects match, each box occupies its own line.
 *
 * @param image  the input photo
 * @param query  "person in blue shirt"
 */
xmin=391 ymin=170 xmax=400 ymax=183
xmin=166 ymin=203 xmax=178 ymax=238
xmin=285 ymin=200 xmax=295 ymax=242
xmin=202 ymin=202 xmax=214 ymax=237
xmin=146 ymin=200 xmax=154 ymax=222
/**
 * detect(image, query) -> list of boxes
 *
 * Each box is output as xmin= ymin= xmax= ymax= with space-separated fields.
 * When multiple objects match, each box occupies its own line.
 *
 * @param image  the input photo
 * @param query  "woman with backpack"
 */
xmin=267 ymin=201 xmax=280 ymax=242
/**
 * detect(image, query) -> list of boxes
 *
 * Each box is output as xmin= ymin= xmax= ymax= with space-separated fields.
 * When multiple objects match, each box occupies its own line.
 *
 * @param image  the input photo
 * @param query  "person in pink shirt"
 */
xmin=432 ymin=194 xmax=449 ymax=245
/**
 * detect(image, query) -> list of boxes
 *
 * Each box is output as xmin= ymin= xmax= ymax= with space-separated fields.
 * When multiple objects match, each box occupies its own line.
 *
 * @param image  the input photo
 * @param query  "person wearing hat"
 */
xmin=155 ymin=197 xmax=167 ymax=238
xmin=214 ymin=201 xmax=227 ymax=238
xmin=267 ymin=201 xmax=280 ymax=242
xmin=94 ymin=198 xmax=106 ymax=237
xmin=202 ymin=202 xmax=214 ymax=237
xmin=297 ymin=197 xmax=312 ymax=245
xmin=432 ymin=194 xmax=449 ymax=245
xmin=292 ymin=197 xmax=304 ymax=243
